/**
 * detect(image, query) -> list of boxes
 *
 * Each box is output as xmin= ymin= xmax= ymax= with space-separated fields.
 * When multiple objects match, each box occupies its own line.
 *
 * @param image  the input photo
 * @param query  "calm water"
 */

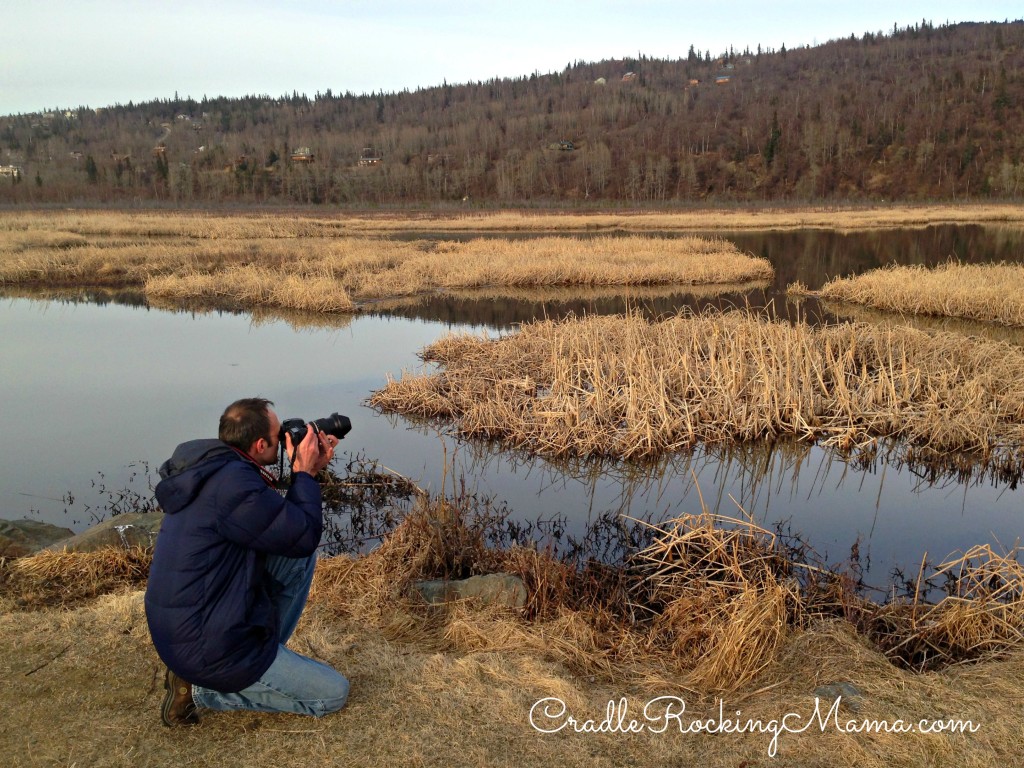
xmin=1 ymin=225 xmax=1022 ymax=587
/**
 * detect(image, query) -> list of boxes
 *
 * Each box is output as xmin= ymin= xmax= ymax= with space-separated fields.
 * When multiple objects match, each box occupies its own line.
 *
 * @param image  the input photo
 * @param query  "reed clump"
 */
xmin=310 ymin=493 xmax=802 ymax=691
xmin=310 ymin=492 xmax=1024 ymax=688
xmin=369 ymin=310 xmax=1024 ymax=474
xmin=813 ymin=262 xmax=1024 ymax=327
xmin=0 ymin=546 xmax=151 ymax=609
xmin=4 ymin=492 xmax=1023 ymax=689
xmin=5 ymin=206 xmax=1024 ymax=241
xmin=0 ymin=216 xmax=770 ymax=312
xmin=867 ymin=544 xmax=1024 ymax=671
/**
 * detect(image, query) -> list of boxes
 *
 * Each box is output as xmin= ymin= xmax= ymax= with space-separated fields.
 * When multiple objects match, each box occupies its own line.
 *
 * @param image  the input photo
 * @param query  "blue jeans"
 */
xmin=191 ymin=552 xmax=349 ymax=717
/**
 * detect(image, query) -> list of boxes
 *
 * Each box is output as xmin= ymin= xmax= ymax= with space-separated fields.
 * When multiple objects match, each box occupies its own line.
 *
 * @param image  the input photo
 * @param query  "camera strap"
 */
xmin=229 ymin=446 xmax=278 ymax=488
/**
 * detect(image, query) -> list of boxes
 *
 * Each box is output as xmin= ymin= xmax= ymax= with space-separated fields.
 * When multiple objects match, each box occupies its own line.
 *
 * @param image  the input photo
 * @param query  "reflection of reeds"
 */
xmin=822 ymin=297 xmax=1024 ymax=348
xmin=439 ymin=280 xmax=771 ymax=305
xmin=815 ymin=262 xmax=1024 ymax=327
xmin=369 ymin=310 xmax=1024 ymax=476
xmin=144 ymin=294 xmax=356 ymax=332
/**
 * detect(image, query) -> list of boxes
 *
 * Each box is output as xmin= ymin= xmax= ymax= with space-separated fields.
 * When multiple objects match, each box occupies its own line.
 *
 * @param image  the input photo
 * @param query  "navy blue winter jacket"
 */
xmin=144 ymin=439 xmax=323 ymax=693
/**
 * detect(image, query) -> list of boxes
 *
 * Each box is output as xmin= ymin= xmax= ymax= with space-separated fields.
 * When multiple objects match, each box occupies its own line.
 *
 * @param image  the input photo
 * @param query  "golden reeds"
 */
xmin=633 ymin=511 xmax=798 ymax=690
xmin=1 ymin=546 xmax=151 ymax=609
xmin=370 ymin=310 xmax=1024 ymax=473
xmin=0 ymin=215 xmax=771 ymax=312
xmin=813 ymin=262 xmax=1024 ymax=327
xmin=4 ymin=493 xmax=1023 ymax=689
xmin=869 ymin=543 xmax=1024 ymax=670
xmin=8 ymin=206 xmax=1024 ymax=241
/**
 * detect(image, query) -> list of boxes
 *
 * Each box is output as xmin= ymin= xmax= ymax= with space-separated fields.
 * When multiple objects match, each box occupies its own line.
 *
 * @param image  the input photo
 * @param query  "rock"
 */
xmin=813 ymin=682 xmax=864 ymax=713
xmin=0 ymin=519 xmax=76 ymax=557
xmin=46 ymin=512 xmax=164 ymax=553
xmin=412 ymin=573 xmax=528 ymax=609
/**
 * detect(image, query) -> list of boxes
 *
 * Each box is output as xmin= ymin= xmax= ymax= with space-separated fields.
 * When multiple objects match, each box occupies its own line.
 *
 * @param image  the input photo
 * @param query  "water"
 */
xmin=1 ymin=224 xmax=1022 ymax=586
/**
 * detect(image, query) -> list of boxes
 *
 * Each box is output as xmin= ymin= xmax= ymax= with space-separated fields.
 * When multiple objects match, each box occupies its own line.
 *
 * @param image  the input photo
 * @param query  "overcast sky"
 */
xmin=3 ymin=1 xmax=1020 ymax=116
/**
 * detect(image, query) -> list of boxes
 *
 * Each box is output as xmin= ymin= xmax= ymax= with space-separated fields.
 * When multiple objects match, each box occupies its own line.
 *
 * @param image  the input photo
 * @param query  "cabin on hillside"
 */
xmin=358 ymin=147 xmax=382 ymax=166
xmin=290 ymin=147 xmax=315 ymax=163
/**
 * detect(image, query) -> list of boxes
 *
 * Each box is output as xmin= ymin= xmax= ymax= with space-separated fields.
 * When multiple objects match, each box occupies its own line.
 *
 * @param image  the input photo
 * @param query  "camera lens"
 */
xmin=311 ymin=412 xmax=351 ymax=440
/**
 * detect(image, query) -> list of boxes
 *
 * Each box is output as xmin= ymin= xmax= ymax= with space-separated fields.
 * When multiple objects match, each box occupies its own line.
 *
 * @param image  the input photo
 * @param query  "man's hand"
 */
xmin=286 ymin=425 xmax=338 ymax=477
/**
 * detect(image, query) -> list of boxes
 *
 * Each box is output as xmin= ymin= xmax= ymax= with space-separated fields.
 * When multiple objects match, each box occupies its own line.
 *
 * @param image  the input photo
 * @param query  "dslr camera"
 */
xmin=279 ymin=412 xmax=352 ymax=447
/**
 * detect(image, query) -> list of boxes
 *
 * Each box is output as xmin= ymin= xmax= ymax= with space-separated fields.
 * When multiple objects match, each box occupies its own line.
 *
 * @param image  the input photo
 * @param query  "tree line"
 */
xmin=3 ymin=20 xmax=1023 ymax=206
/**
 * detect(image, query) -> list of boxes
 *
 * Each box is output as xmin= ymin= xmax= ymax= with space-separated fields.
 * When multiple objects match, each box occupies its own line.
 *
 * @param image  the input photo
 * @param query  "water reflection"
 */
xmin=401 ymin=414 xmax=1022 ymax=585
xmin=372 ymin=282 xmax=771 ymax=329
xmin=819 ymin=299 xmax=1024 ymax=348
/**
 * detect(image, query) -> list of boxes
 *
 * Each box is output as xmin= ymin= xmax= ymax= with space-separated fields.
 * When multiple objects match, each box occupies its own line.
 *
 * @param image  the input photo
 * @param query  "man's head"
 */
xmin=219 ymin=397 xmax=281 ymax=465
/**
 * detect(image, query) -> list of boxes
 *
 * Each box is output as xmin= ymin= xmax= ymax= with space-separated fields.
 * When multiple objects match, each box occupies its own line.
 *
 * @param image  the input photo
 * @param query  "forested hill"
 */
xmin=4 ymin=20 xmax=1024 ymax=206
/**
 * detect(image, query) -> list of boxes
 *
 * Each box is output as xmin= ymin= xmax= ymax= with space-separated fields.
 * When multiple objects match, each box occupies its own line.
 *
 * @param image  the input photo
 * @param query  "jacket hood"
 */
xmin=155 ymin=439 xmax=238 ymax=515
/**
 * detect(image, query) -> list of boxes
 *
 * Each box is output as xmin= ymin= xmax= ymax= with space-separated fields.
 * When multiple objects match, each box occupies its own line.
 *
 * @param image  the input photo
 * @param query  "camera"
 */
xmin=279 ymin=412 xmax=352 ymax=448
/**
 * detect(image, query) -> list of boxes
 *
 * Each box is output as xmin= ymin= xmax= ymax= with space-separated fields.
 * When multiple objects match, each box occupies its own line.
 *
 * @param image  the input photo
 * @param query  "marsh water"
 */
xmin=2 ymin=224 xmax=1022 ymax=590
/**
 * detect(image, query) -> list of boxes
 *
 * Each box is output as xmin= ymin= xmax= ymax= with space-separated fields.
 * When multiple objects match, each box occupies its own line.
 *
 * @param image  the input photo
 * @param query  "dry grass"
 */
xmin=0 ymin=213 xmax=769 ymax=312
xmin=3 ymin=205 xmax=1024 ymax=241
xmin=868 ymin=544 xmax=1024 ymax=670
xmin=3 ymin=499 xmax=1024 ymax=766
xmin=369 ymin=310 xmax=1024 ymax=475
xmin=3 ymin=588 xmax=1022 ymax=767
xmin=330 ymin=204 xmax=1024 ymax=233
xmin=0 ymin=546 xmax=151 ymax=610
xmin=808 ymin=262 xmax=1024 ymax=327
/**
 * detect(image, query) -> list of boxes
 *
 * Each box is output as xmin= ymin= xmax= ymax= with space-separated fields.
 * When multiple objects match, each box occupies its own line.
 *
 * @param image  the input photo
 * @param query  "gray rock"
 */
xmin=412 ymin=573 xmax=528 ymax=609
xmin=46 ymin=512 xmax=164 ymax=553
xmin=813 ymin=682 xmax=864 ymax=713
xmin=0 ymin=519 xmax=75 ymax=557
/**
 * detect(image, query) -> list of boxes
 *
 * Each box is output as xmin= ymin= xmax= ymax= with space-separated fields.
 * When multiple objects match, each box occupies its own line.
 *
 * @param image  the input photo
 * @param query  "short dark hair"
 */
xmin=219 ymin=397 xmax=275 ymax=451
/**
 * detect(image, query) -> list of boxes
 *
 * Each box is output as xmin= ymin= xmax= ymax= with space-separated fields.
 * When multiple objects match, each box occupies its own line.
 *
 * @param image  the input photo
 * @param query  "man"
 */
xmin=145 ymin=397 xmax=349 ymax=726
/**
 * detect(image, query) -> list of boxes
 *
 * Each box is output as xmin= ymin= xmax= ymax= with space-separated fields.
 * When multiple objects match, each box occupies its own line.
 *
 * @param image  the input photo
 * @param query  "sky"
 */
xmin=3 ymin=1 xmax=1021 ymax=116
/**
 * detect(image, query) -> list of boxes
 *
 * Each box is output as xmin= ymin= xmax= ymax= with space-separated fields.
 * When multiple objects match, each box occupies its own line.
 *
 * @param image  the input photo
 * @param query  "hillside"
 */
xmin=3 ymin=20 xmax=1023 ymax=206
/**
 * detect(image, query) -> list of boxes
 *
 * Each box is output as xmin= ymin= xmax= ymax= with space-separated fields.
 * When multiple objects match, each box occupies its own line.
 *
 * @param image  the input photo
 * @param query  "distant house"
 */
xmin=0 ymin=165 xmax=22 ymax=178
xmin=358 ymin=147 xmax=382 ymax=166
xmin=622 ymin=72 xmax=638 ymax=82
xmin=557 ymin=140 xmax=575 ymax=151
xmin=290 ymin=147 xmax=315 ymax=163
xmin=715 ymin=75 xmax=732 ymax=85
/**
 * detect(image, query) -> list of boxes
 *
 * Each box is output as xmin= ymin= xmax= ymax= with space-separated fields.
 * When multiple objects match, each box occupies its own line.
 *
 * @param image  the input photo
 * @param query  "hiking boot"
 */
xmin=161 ymin=668 xmax=199 ymax=727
